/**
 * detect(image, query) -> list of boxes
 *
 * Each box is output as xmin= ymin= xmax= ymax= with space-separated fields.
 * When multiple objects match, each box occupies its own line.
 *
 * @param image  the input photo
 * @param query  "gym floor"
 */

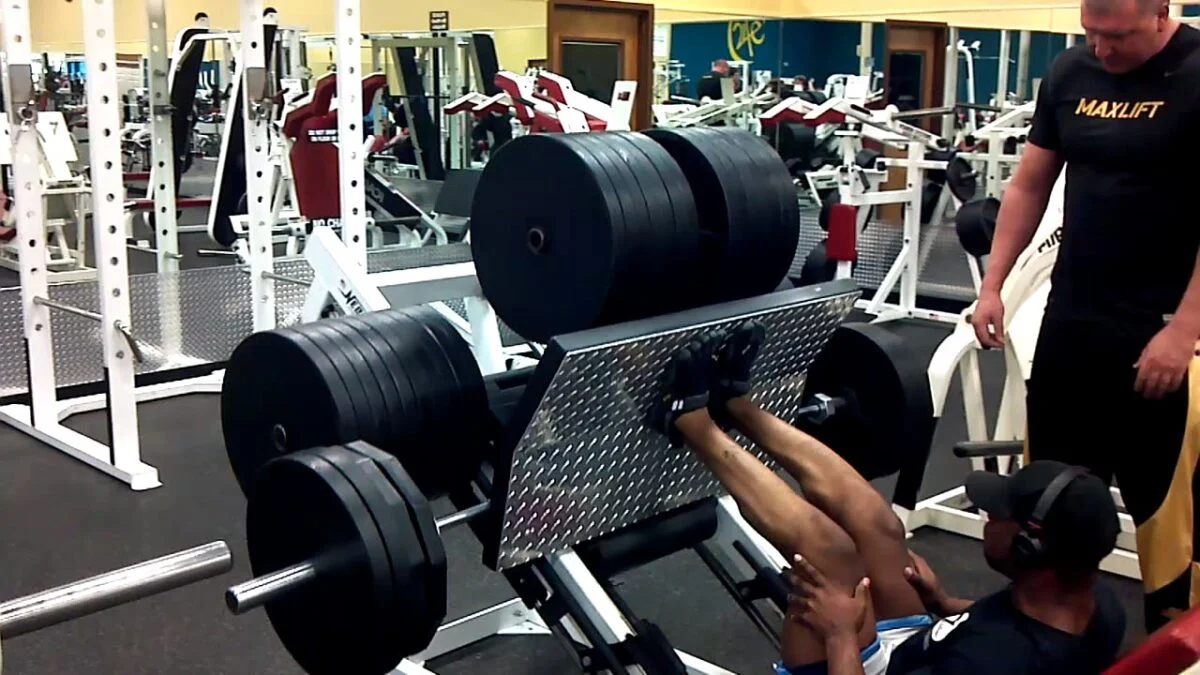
xmin=0 ymin=163 xmax=1148 ymax=674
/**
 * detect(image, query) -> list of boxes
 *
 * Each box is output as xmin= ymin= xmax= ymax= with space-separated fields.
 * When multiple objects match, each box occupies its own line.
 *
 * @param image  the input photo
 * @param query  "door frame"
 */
xmin=883 ymin=20 xmax=948 ymax=114
xmin=548 ymin=0 xmax=654 ymax=129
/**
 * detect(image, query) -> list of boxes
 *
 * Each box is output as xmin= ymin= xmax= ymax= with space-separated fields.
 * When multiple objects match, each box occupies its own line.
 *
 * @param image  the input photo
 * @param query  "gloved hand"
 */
xmin=649 ymin=331 xmax=725 ymax=446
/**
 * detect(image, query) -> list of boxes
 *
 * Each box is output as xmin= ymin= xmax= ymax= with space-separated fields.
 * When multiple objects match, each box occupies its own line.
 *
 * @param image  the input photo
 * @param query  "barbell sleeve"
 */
xmin=0 ymin=541 xmax=232 ymax=639
xmin=225 ymin=561 xmax=317 ymax=615
xmin=226 ymin=501 xmax=493 ymax=615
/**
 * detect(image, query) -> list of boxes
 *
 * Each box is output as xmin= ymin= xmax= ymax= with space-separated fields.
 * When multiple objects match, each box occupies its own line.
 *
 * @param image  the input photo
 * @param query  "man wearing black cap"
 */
xmin=650 ymin=325 xmax=1125 ymax=674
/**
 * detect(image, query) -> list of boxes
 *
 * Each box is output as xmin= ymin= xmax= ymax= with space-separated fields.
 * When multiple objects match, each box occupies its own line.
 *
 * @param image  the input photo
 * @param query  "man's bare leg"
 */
xmin=674 ymin=408 xmax=876 ymax=668
xmin=725 ymin=397 xmax=926 ymax=620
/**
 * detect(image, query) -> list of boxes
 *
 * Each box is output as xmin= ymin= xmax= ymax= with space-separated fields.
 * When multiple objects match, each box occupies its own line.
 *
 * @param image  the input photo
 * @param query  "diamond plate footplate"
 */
xmin=490 ymin=280 xmax=860 ymax=569
xmin=792 ymin=208 xmax=975 ymax=301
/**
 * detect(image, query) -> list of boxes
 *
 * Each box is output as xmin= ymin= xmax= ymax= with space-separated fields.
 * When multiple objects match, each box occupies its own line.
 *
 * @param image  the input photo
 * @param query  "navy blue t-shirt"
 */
xmin=885 ymin=586 xmax=1125 ymax=674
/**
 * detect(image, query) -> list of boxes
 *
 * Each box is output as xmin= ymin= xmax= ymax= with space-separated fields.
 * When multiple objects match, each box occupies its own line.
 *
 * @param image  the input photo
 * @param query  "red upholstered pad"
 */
xmin=825 ymin=203 xmax=858 ymax=262
xmin=287 ymin=73 xmax=389 ymax=223
xmin=283 ymin=72 xmax=337 ymax=140
xmin=1105 ymin=607 xmax=1200 ymax=675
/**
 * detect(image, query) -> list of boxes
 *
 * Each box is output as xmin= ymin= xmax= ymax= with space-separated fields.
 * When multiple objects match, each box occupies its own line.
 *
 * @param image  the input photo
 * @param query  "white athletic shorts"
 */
xmin=773 ymin=614 xmax=933 ymax=675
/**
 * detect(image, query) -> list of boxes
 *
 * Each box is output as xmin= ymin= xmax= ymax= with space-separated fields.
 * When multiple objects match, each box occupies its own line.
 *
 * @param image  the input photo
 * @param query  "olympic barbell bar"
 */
xmin=225 ymin=500 xmax=489 ymax=615
xmin=0 ymin=541 xmax=232 ymax=640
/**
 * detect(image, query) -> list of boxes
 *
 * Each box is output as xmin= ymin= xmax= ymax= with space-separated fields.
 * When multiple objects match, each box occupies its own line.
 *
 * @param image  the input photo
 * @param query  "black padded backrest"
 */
xmin=434 ymin=169 xmax=482 ymax=217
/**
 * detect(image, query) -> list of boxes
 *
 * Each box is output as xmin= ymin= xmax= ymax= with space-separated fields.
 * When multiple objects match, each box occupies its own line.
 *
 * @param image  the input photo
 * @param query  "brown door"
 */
xmin=879 ymin=21 xmax=947 ymax=223
xmin=548 ymin=0 xmax=654 ymax=130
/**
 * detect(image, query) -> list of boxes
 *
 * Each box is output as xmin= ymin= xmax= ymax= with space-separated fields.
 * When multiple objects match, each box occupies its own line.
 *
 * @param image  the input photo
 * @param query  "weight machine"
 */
xmin=0 ymin=112 xmax=92 ymax=282
xmin=958 ymin=102 xmax=1034 ymax=199
xmin=909 ymin=168 xmax=1142 ymax=581
xmin=762 ymin=95 xmax=975 ymax=324
xmin=221 ymin=280 xmax=869 ymax=674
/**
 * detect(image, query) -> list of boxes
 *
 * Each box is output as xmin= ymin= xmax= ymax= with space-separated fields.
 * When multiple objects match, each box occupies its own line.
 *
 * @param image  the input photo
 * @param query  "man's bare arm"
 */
xmin=980 ymin=143 xmax=1065 ymax=294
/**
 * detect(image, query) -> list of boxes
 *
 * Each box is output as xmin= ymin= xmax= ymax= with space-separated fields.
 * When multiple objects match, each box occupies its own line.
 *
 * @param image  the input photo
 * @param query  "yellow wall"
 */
xmin=28 ymin=0 xmax=1200 ymax=56
xmin=30 ymin=0 xmax=548 ymax=62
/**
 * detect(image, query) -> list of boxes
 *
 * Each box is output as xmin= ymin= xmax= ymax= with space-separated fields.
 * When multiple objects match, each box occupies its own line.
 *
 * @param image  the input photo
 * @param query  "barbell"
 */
xmin=0 ymin=542 xmax=232 ymax=672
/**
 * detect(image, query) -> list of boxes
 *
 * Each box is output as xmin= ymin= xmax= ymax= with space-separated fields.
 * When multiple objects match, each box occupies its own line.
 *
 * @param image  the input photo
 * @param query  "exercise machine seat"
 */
xmin=284 ymin=72 xmax=387 ymax=224
xmin=1105 ymin=607 xmax=1200 ymax=675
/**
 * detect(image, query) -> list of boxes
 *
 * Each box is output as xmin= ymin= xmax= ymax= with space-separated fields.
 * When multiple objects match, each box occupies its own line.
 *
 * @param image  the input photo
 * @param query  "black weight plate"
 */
xmin=606 ymin=132 xmax=701 ymax=312
xmin=470 ymin=134 xmax=628 ymax=342
xmin=319 ymin=319 xmax=400 ymax=446
xmin=955 ymin=197 xmax=999 ymax=257
xmin=319 ymin=445 xmax=433 ymax=657
xmin=345 ymin=440 xmax=447 ymax=644
xmin=222 ymin=330 xmax=357 ymax=495
xmin=796 ymin=240 xmax=836 ymax=285
xmin=348 ymin=312 xmax=432 ymax=449
xmin=702 ymin=128 xmax=799 ymax=298
xmin=818 ymin=190 xmax=838 ymax=232
xmin=854 ymin=149 xmax=883 ymax=170
xmin=644 ymin=127 xmax=742 ymax=305
xmin=247 ymin=449 xmax=396 ymax=675
xmin=945 ymin=156 xmax=978 ymax=202
xmin=406 ymin=307 xmax=491 ymax=456
xmin=692 ymin=128 xmax=770 ymax=302
xmin=798 ymin=323 xmax=934 ymax=481
xmin=561 ymin=133 xmax=653 ymax=319
xmin=581 ymin=132 xmax=686 ymax=318
xmin=302 ymin=321 xmax=387 ymax=448
xmin=746 ymin=131 xmax=802 ymax=255
xmin=921 ymin=181 xmax=942 ymax=225
xmin=368 ymin=310 xmax=472 ymax=495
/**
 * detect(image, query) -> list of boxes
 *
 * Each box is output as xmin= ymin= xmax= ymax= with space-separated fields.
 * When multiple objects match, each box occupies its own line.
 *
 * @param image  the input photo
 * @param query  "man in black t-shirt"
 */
xmin=970 ymin=0 xmax=1200 ymax=631
xmin=650 ymin=325 xmax=1125 ymax=675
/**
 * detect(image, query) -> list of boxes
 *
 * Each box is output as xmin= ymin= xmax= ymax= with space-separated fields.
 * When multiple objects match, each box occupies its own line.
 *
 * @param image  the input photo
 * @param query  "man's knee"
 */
xmin=785 ymin=523 xmax=864 ymax=583
xmin=871 ymin=506 xmax=908 ymax=545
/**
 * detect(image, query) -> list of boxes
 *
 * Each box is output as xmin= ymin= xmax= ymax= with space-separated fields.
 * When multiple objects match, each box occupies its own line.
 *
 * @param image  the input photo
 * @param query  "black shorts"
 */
xmin=1027 ymin=313 xmax=1198 ymax=630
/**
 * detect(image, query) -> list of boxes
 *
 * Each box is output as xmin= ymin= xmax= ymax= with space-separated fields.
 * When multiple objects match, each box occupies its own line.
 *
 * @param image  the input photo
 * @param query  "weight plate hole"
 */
xmin=526 ymin=227 xmax=547 ymax=254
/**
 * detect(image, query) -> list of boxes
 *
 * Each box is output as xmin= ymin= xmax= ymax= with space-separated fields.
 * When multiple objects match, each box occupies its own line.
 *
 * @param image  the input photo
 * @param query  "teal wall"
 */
xmin=669 ymin=19 xmax=1071 ymax=104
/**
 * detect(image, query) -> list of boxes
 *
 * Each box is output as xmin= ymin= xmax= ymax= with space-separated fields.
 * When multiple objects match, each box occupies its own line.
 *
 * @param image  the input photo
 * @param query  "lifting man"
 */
xmin=651 ymin=323 xmax=1125 ymax=675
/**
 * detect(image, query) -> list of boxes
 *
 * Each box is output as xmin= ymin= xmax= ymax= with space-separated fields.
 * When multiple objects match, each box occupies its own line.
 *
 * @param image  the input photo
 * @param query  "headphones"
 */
xmin=1011 ymin=467 xmax=1086 ymax=567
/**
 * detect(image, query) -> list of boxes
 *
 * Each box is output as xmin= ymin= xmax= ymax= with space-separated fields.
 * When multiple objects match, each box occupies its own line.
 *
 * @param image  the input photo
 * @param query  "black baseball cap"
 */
xmin=966 ymin=460 xmax=1121 ymax=569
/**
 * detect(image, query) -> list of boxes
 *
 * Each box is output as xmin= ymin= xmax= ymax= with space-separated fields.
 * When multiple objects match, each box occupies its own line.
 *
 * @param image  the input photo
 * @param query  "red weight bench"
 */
xmin=1105 ymin=607 xmax=1200 ymax=675
xmin=282 ymin=71 xmax=388 ymax=227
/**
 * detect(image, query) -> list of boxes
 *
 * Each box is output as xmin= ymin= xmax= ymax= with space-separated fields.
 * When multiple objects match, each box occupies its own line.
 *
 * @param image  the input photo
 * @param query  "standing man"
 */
xmin=972 ymin=0 xmax=1200 ymax=631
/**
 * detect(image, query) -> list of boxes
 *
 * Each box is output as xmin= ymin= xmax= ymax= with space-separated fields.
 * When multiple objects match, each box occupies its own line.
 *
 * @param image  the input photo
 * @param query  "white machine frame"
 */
xmin=0 ymin=112 xmax=93 ymax=282
xmin=765 ymin=95 xmax=967 ymax=324
xmin=0 ymin=0 xmax=229 ymax=491
xmin=906 ymin=169 xmax=1141 ymax=580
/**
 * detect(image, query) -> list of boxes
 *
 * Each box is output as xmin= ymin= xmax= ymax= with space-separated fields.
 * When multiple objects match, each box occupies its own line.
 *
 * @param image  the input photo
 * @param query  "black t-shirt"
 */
xmin=1029 ymin=25 xmax=1200 ymax=322
xmin=885 ymin=586 xmax=1125 ymax=675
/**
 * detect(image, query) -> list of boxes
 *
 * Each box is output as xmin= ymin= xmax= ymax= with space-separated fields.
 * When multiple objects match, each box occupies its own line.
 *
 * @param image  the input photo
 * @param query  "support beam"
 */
xmin=84 ymin=0 xmax=153 ymax=485
xmin=1015 ymin=30 xmax=1031 ymax=102
xmin=1 ymin=0 xmax=57 ymax=421
xmin=145 ymin=0 xmax=180 ymax=274
xmin=996 ymin=30 xmax=1011 ymax=106
xmin=942 ymin=27 xmax=959 ymax=139
xmin=241 ymin=0 xmax=275 ymax=332
xmin=859 ymin=23 xmax=873 ymax=77
xmin=336 ymin=0 xmax=368 ymax=268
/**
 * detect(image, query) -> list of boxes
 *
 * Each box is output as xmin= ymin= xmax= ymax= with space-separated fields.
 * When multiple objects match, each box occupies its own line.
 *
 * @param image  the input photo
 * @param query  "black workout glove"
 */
xmin=650 ymin=331 xmax=725 ymax=446
xmin=711 ymin=320 xmax=767 ymax=426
